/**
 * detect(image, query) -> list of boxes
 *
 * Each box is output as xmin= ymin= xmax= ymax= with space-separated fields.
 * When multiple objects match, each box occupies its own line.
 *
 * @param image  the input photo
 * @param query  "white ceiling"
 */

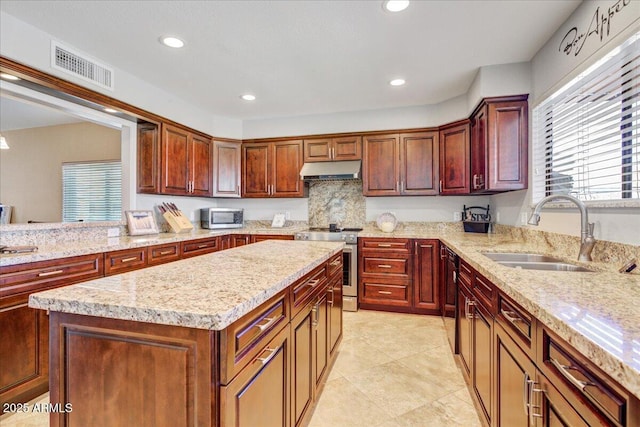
xmin=0 ymin=97 xmax=83 ymax=131
xmin=0 ymin=1 xmax=581 ymax=120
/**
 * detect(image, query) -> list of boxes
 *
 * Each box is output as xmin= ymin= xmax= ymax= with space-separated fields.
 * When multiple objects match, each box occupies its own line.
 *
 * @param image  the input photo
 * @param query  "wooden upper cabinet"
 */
xmin=137 ymin=122 xmax=160 ymax=194
xmin=213 ymin=140 xmax=241 ymax=197
xmin=400 ymin=132 xmax=439 ymax=195
xmin=362 ymin=134 xmax=400 ymax=196
xmin=439 ymin=120 xmax=470 ymax=195
xmin=303 ymin=136 xmax=362 ymax=162
xmin=471 ymin=95 xmax=528 ymax=192
xmin=243 ymin=140 xmax=304 ymax=198
xmin=363 ymin=132 xmax=439 ymax=196
xmin=160 ymin=123 xmax=212 ymax=197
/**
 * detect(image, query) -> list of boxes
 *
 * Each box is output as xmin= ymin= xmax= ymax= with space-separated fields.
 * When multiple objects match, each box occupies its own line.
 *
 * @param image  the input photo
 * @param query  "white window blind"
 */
xmin=62 ymin=160 xmax=122 ymax=222
xmin=533 ymin=32 xmax=640 ymax=203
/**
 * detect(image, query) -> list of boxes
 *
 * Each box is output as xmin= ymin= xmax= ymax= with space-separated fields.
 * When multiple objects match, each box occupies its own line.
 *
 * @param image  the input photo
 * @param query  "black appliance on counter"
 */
xmin=441 ymin=245 xmax=459 ymax=353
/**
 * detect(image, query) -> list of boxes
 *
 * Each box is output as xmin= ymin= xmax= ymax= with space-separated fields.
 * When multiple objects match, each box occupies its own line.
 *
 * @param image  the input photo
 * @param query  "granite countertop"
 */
xmin=0 ymin=223 xmax=309 ymax=267
xmin=28 ymin=240 xmax=343 ymax=331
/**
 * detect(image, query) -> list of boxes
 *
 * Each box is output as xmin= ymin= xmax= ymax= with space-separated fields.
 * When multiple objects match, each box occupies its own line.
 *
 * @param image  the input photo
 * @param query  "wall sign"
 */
xmin=559 ymin=0 xmax=632 ymax=57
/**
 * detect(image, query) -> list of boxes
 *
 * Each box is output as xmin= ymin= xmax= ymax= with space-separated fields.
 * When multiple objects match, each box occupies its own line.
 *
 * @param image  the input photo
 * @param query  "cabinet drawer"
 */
xmin=147 ymin=243 xmax=180 ymax=265
xmin=250 ymin=234 xmax=294 ymax=244
xmin=220 ymin=290 xmax=289 ymax=384
xmin=362 ymin=282 xmax=410 ymax=304
xmin=0 ymin=254 xmax=104 ymax=298
xmin=497 ymin=294 xmax=534 ymax=352
xmin=360 ymin=238 xmax=410 ymax=253
xmin=473 ymin=272 xmax=495 ymax=313
xmin=363 ymin=256 xmax=409 ymax=275
xmin=291 ymin=264 xmax=328 ymax=315
xmin=540 ymin=328 xmax=630 ymax=426
xmin=181 ymin=237 xmax=219 ymax=258
xmin=327 ymin=253 xmax=342 ymax=278
xmin=105 ymin=248 xmax=147 ymax=275
xmin=459 ymin=260 xmax=472 ymax=288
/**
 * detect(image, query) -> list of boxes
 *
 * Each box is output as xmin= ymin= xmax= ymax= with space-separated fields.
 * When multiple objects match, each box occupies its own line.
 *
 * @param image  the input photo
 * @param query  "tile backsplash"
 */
xmin=308 ymin=180 xmax=365 ymax=228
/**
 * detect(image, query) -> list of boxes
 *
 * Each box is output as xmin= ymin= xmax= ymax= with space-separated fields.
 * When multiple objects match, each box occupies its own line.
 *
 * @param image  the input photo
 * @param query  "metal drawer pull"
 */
xmin=255 ymin=316 xmax=279 ymax=332
xmin=121 ymin=257 xmax=138 ymax=263
xmin=377 ymin=244 xmax=392 ymax=247
xmin=527 ymin=378 xmax=544 ymax=424
xmin=255 ymin=348 xmax=278 ymax=365
xmin=378 ymin=291 xmax=392 ymax=295
xmin=377 ymin=264 xmax=392 ymax=268
xmin=198 ymin=244 xmax=209 ymax=248
xmin=549 ymin=357 xmax=594 ymax=392
xmin=159 ymin=250 xmax=173 ymax=255
xmin=327 ymin=288 xmax=334 ymax=306
xmin=330 ymin=259 xmax=341 ymax=266
xmin=502 ymin=310 xmax=523 ymax=324
xmin=38 ymin=269 xmax=64 ymax=277
xmin=307 ymin=279 xmax=320 ymax=287
xmin=522 ymin=373 xmax=530 ymax=416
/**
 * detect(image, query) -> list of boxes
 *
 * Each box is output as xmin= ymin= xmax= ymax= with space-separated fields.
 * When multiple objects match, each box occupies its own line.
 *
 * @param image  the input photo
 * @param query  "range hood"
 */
xmin=299 ymin=160 xmax=361 ymax=181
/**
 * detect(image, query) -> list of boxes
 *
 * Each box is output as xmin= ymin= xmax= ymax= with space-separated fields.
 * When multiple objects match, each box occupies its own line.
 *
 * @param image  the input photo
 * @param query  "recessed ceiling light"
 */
xmin=390 ymin=78 xmax=406 ymax=86
xmin=383 ymin=0 xmax=410 ymax=12
xmin=104 ymin=108 xmax=118 ymax=113
xmin=0 ymin=73 xmax=20 ymax=81
xmin=241 ymin=94 xmax=256 ymax=101
xmin=160 ymin=36 xmax=185 ymax=48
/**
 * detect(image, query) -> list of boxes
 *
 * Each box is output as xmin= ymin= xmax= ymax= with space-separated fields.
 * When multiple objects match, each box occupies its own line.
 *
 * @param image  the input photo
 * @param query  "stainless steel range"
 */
xmin=294 ymin=228 xmax=360 ymax=311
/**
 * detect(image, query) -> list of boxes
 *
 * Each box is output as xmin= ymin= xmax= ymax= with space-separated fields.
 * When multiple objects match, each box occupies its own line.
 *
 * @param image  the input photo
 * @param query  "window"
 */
xmin=62 ymin=160 xmax=122 ymax=222
xmin=533 ymin=32 xmax=640 ymax=203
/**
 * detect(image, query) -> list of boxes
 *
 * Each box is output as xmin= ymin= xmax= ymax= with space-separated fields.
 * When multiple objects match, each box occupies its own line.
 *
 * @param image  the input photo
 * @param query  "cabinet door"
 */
xmin=332 ymin=135 xmax=362 ymax=161
xmin=161 ymin=124 xmax=190 ymax=195
xmin=495 ymin=323 xmax=536 ymax=427
xmin=473 ymin=300 xmax=492 ymax=425
xmin=303 ymin=138 xmax=332 ymax=162
xmin=487 ymin=100 xmax=528 ymax=191
xmin=439 ymin=121 xmax=470 ymax=195
xmin=400 ymin=132 xmax=439 ymax=195
xmin=243 ymin=143 xmax=271 ymax=197
xmin=0 ymin=297 xmax=49 ymax=410
xmin=313 ymin=293 xmax=329 ymax=390
xmin=536 ymin=374 xmax=593 ymax=427
xmin=220 ymin=325 xmax=290 ymax=427
xmin=213 ymin=140 xmax=241 ymax=197
xmin=137 ymin=123 xmax=159 ymax=194
xmin=362 ymin=134 xmax=400 ymax=196
xmin=413 ymin=239 xmax=440 ymax=313
xmin=328 ymin=274 xmax=343 ymax=358
xmin=232 ymin=234 xmax=251 ymax=247
xmin=189 ymin=133 xmax=213 ymax=196
xmin=457 ymin=283 xmax=472 ymax=380
xmin=470 ymin=105 xmax=487 ymax=193
xmin=291 ymin=303 xmax=314 ymax=427
xmin=272 ymin=140 xmax=304 ymax=197
xmin=220 ymin=235 xmax=231 ymax=251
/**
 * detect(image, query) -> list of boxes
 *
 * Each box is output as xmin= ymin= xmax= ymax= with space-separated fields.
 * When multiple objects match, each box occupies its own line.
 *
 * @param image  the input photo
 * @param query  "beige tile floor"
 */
xmin=0 ymin=310 xmax=481 ymax=427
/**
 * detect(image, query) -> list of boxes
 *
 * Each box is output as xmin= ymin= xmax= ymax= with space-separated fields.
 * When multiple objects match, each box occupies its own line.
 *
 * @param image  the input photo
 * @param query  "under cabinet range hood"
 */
xmin=299 ymin=160 xmax=361 ymax=181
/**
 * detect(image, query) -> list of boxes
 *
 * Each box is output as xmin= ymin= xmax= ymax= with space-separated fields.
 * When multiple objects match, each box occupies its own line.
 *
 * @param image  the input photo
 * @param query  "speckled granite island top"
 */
xmin=28 ymin=240 xmax=343 ymax=330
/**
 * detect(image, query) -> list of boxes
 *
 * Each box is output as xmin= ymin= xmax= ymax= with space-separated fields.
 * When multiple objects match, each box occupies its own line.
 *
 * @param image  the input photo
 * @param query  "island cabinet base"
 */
xmin=48 ymin=312 xmax=216 ymax=427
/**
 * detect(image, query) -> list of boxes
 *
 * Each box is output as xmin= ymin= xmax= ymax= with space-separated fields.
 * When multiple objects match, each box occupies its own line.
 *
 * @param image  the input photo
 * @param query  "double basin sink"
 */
xmin=482 ymin=252 xmax=594 ymax=272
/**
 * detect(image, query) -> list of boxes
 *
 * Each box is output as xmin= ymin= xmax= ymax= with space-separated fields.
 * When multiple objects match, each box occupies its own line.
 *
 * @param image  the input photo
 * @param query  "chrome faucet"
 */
xmin=527 ymin=194 xmax=596 ymax=262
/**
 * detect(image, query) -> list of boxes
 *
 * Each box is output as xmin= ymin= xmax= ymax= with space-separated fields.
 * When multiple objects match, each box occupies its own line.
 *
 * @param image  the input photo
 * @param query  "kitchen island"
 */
xmin=28 ymin=240 xmax=344 ymax=427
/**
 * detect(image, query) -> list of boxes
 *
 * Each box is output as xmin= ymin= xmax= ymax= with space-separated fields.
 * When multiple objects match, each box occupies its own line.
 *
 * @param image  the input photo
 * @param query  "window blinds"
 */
xmin=62 ymin=160 xmax=122 ymax=222
xmin=533 ymin=32 xmax=639 ymax=202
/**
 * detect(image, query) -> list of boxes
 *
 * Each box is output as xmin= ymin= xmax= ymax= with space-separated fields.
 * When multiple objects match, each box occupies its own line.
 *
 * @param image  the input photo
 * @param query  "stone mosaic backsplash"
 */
xmin=308 ymin=180 xmax=365 ymax=228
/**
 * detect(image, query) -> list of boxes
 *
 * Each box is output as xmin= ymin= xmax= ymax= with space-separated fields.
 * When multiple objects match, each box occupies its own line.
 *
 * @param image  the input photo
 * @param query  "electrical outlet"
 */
xmin=521 ymin=212 xmax=529 ymax=225
xmin=285 ymin=211 xmax=291 ymax=220
xmin=496 ymin=212 xmax=501 ymax=223
xmin=453 ymin=211 xmax=462 ymax=221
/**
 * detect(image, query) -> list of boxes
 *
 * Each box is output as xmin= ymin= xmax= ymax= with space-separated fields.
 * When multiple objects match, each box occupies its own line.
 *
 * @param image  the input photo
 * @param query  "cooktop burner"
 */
xmin=307 ymin=227 xmax=363 ymax=232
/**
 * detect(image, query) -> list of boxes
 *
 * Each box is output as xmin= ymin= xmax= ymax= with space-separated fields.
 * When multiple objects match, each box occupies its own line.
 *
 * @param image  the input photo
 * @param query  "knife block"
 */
xmin=163 ymin=211 xmax=194 ymax=233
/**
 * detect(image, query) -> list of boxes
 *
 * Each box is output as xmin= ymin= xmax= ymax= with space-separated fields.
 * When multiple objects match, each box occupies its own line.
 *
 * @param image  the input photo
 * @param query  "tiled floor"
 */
xmin=0 ymin=310 xmax=481 ymax=427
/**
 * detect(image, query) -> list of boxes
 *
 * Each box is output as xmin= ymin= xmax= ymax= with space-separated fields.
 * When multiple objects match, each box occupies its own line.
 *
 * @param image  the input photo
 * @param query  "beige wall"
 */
xmin=0 ymin=122 xmax=120 ymax=223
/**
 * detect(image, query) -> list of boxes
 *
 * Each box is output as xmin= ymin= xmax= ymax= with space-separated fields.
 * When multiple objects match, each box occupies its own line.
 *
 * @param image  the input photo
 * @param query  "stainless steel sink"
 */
xmin=483 ymin=252 xmax=564 ymax=263
xmin=482 ymin=252 xmax=595 ymax=272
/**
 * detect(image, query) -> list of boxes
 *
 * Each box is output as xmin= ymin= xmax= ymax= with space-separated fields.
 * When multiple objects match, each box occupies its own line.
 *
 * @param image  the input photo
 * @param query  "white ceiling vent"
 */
xmin=51 ymin=41 xmax=114 ymax=91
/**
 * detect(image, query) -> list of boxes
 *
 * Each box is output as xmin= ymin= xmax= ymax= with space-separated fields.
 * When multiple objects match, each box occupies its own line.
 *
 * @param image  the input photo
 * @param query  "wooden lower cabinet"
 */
xmin=412 ymin=239 xmax=440 ymax=314
xmin=291 ymin=299 xmax=315 ymax=427
xmin=231 ymin=234 xmax=251 ymax=247
xmin=328 ymin=272 xmax=343 ymax=358
xmin=0 ymin=297 xmax=49 ymax=411
xmin=221 ymin=324 xmax=291 ymax=427
xmin=473 ymin=301 xmax=492 ymax=425
xmin=457 ymin=281 xmax=473 ymax=380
